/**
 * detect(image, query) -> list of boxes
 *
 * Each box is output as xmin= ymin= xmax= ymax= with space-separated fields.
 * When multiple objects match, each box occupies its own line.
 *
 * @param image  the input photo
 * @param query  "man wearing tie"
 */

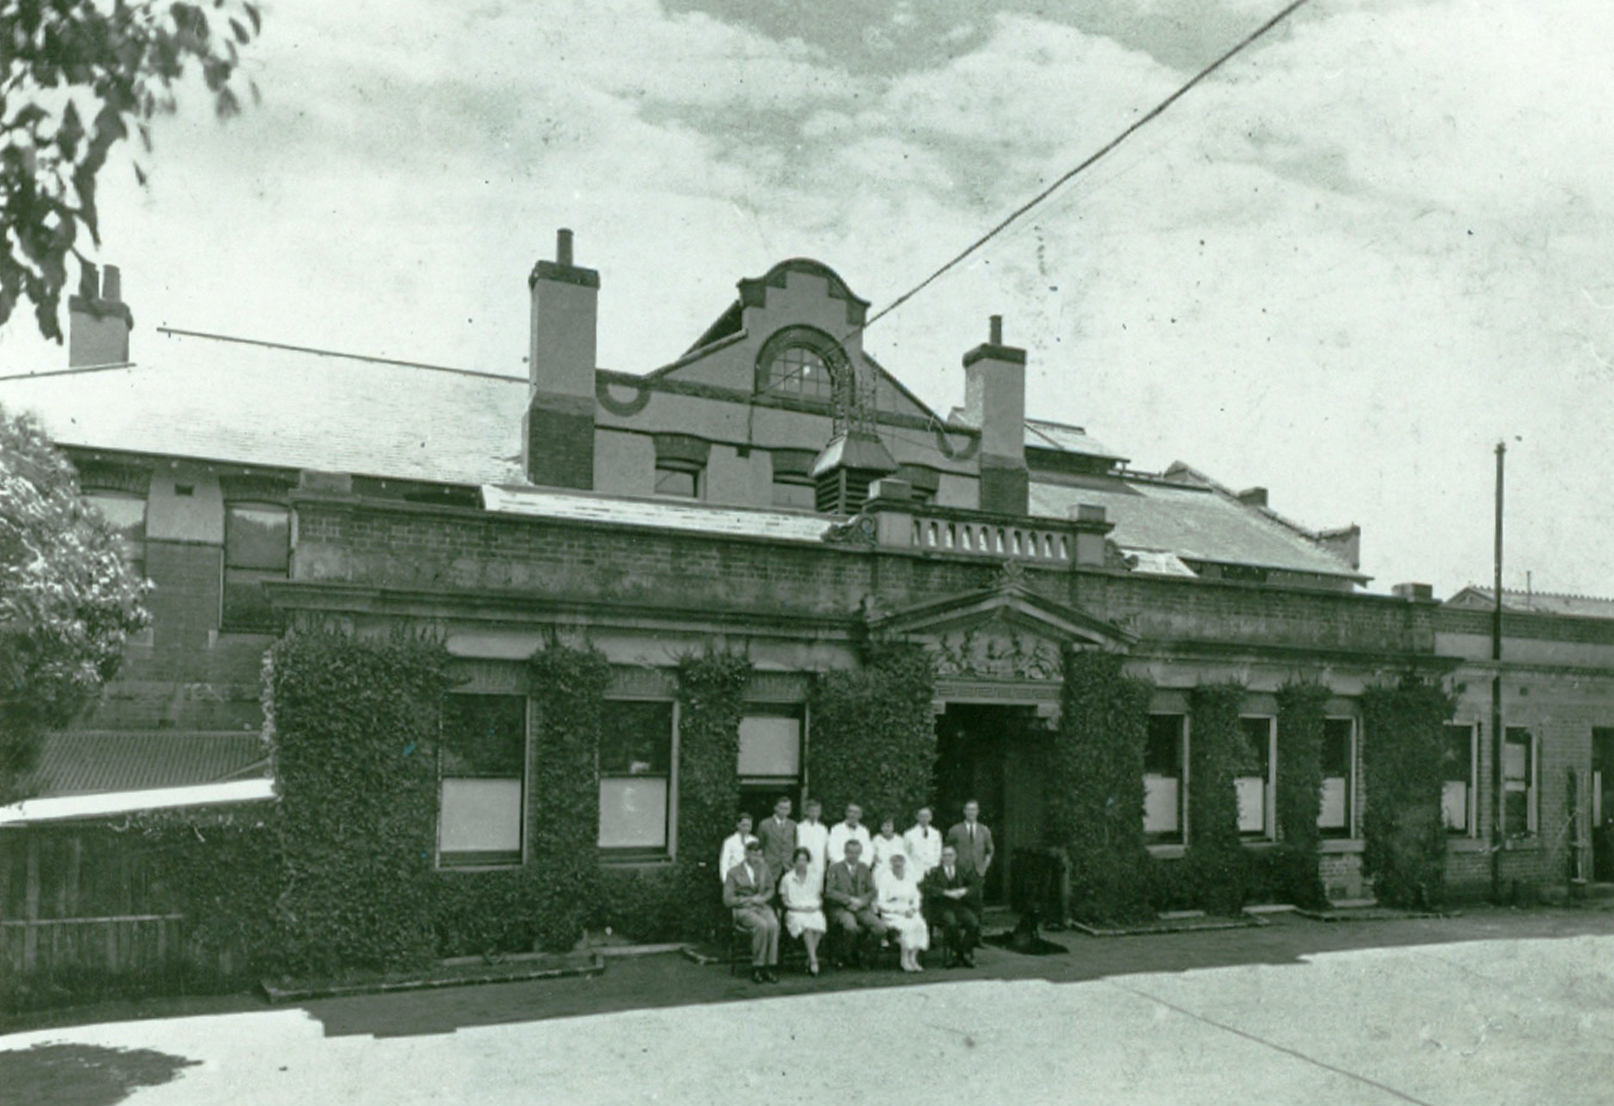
xmin=921 ymin=844 xmax=983 ymax=968
xmin=757 ymin=796 xmax=797 ymax=881
xmin=723 ymin=839 xmax=780 ymax=983
xmin=823 ymin=838 xmax=886 ymax=968
xmin=946 ymin=799 xmax=995 ymax=881
xmin=903 ymin=806 xmax=942 ymax=879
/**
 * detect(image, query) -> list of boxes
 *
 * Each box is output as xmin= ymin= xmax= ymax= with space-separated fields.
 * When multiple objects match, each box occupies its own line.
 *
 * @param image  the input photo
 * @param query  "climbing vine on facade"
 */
xmin=1361 ymin=675 xmax=1454 ymax=909
xmin=808 ymin=640 xmax=936 ymax=823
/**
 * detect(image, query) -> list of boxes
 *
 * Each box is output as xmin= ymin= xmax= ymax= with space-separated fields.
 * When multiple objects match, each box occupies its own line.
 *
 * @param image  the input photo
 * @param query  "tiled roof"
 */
xmin=1030 ymin=478 xmax=1363 ymax=580
xmin=1024 ymin=418 xmax=1128 ymax=462
xmin=1447 ymin=587 xmax=1614 ymax=619
xmin=0 ymin=330 xmax=528 ymax=485
xmin=25 ymin=731 xmax=269 ymax=798
xmin=482 ymin=484 xmax=835 ymax=543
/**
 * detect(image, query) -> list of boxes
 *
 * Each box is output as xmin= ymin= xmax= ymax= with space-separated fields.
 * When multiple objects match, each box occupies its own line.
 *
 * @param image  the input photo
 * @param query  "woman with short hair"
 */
xmin=779 ymin=845 xmax=828 ymax=976
xmin=874 ymin=851 xmax=929 ymax=972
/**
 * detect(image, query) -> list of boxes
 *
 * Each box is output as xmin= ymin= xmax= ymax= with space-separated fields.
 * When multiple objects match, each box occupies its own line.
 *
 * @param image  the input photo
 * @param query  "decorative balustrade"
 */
xmin=857 ymin=478 xmax=1112 ymax=567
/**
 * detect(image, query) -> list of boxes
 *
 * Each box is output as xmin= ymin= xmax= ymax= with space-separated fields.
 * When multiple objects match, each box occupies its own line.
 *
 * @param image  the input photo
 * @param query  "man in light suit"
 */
xmin=823 ymin=838 xmax=886 ymax=968
xmin=922 ymin=844 xmax=983 ymax=968
xmin=757 ymin=796 xmax=797 ymax=882
xmin=723 ymin=840 xmax=779 ymax=983
xmin=903 ymin=806 xmax=942 ymax=879
xmin=946 ymin=799 xmax=995 ymax=881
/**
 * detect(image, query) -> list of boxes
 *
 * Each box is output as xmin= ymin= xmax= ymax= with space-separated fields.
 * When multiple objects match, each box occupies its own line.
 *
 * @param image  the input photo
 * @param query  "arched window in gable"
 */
xmin=754 ymin=326 xmax=851 ymax=406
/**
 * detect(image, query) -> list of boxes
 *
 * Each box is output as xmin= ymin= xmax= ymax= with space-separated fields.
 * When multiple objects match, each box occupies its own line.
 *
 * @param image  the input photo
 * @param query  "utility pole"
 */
xmin=1491 ymin=442 xmax=1505 ymax=902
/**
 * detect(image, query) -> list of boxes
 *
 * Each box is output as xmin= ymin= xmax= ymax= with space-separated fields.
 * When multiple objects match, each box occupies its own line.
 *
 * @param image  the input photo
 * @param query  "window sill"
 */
xmin=437 ymin=860 xmax=525 ymax=873
xmin=1502 ymin=835 xmax=1541 ymax=852
xmin=1447 ymin=836 xmax=1488 ymax=853
xmin=1147 ymin=843 xmax=1185 ymax=860
xmin=599 ymin=854 xmax=675 ymax=870
xmin=1318 ymin=838 xmax=1365 ymax=854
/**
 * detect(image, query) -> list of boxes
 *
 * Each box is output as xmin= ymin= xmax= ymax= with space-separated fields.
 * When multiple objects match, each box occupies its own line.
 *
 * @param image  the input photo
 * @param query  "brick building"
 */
xmin=5 ymin=235 xmax=1613 ymax=907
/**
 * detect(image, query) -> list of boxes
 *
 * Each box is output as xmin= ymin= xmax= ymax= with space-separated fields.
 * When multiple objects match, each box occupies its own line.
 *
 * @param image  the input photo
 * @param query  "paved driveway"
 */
xmin=4 ymin=909 xmax=1614 ymax=1105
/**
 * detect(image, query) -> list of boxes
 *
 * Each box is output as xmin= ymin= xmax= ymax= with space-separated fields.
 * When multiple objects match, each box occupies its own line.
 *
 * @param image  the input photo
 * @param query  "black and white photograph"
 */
xmin=2 ymin=1 xmax=1612 ymax=1102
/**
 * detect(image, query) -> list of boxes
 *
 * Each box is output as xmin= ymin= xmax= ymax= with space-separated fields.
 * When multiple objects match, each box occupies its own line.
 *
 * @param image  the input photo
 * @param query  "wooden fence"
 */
xmin=0 ymin=823 xmax=245 ymax=1001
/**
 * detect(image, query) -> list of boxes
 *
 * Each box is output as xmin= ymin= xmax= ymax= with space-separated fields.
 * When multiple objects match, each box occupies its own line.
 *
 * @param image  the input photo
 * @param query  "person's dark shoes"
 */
xmin=752 ymin=968 xmax=768 ymax=984
xmin=959 ymin=953 xmax=976 ymax=968
xmin=765 ymin=968 xmax=780 ymax=983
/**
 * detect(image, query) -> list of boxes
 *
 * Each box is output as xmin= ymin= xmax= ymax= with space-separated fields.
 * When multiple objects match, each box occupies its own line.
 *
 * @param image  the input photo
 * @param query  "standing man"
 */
xmin=826 ymin=803 xmax=873 ymax=867
xmin=946 ymin=799 xmax=995 ymax=881
xmin=795 ymin=798 xmax=830 ymax=889
xmin=823 ymin=838 xmax=886 ymax=968
xmin=921 ymin=844 xmax=983 ymax=968
xmin=718 ymin=812 xmax=759 ymax=884
xmin=723 ymin=839 xmax=780 ymax=984
xmin=757 ymin=796 xmax=797 ymax=881
xmin=903 ymin=806 xmax=942 ymax=879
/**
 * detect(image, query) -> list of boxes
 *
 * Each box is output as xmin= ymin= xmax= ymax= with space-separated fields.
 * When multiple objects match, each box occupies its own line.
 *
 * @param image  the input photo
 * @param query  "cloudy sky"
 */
xmin=3 ymin=0 xmax=1611 ymax=599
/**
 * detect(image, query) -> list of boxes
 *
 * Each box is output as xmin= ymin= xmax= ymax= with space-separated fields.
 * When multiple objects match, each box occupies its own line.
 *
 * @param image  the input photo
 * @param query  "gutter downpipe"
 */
xmin=1490 ymin=442 xmax=1505 ymax=903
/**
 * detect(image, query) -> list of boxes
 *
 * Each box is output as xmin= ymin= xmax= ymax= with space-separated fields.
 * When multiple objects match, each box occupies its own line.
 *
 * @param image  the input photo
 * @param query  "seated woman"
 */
xmin=778 ymin=846 xmax=828 ymax=976
xmin=868 ymin=816 xmax=906 ymax=874
xmin=874 ymin=851 xmax=929 ymax=972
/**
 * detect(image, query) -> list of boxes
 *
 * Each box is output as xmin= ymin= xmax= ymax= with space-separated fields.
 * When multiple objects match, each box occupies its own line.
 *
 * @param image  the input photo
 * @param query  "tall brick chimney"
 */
xmin=524 ymin=228 xmax=599 ymax=489
xmin=68 ymin=262 xmax=133 ymax=367
xmin=963 ymin=314 xmax=1027 ymax=515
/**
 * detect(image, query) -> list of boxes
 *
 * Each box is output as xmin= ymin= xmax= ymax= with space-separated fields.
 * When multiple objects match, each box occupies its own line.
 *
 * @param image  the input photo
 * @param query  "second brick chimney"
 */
xmin=68 ymin=262 xmax=133 ymax=367
xmin=525 ymin=228 xmax=599 ymax=489
xmin=963 ymin=315 xmax=1028 ymax=515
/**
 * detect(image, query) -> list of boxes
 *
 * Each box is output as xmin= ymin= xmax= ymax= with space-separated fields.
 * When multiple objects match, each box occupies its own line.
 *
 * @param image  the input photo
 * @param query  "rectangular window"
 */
xmin=223 ymin=502 xmax=290 ymax=631
xmin=439 ymin=694 xmax=526 ymax=868
xmin=653 ymin=435 xmax=709 ymax=500
xmin=83 ymin=491 xmax=147 ymax=582
xmin=599 ymin=700 xmax=675 ymax=854
xmin=1237 ymin=716 xmax=1275 ymax=837
xmin=1442 ymin=724 xmax=1477 ymax=834
xmin=1143 ymin=714 xmax=1186 ymax=842
xmin=770 ymin=449 xmax=817 ymax=510
xmin=1319 ymin=718 xmax=1354 ymax=837
xmin=737 ymin=709 xmax=804 ymax=817
xmin=1503 ymin=727 xmax=1536 ymax=836
xmin=654 ymin=463 xmax=701 ymax=498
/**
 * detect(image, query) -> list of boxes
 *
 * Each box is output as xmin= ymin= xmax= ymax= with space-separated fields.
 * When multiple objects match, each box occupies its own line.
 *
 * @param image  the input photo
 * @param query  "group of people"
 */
xmin=720 ymin=797 xmax=996 ymax=984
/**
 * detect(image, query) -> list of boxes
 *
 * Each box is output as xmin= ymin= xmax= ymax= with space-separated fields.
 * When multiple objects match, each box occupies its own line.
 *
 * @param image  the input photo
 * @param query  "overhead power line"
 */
xmin=862 ymin=0 xmax=1314 ymax=333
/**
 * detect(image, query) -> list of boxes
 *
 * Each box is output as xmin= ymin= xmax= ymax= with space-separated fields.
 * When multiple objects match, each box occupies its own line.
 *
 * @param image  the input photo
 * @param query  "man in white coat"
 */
xmin=903 ymin=806 xmax=942 ymax=879
xmin=718 ymin=812 xmax=759 ymax=884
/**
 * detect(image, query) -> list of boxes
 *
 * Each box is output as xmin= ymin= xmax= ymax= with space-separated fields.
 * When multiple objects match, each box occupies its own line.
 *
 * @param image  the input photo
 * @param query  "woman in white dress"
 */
xmin=868 ymin=816 xmax=906 ymax=874
xmin=874 ymin=851 xmax=929 ymax=972
xmin=778 ymin=846 xmax=828 ymax=975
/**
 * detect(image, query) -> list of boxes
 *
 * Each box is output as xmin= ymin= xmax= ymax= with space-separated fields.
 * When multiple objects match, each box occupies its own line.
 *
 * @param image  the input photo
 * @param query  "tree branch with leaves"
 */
xmin=1 ymin=0 xmax=263 ymax=340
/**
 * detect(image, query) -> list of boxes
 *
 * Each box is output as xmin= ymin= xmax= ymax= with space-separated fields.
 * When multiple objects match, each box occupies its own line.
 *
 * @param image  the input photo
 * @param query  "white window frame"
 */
xmin=1502 ymin=726 xmax=1538 ymax=838
xmin=1442 ymin=723 xmax=1479 ymax=837
xmin=598 ymin=698 xmax=680 ymax=859
xmin=1318 ymin=716 xmax=1356 ymax=838
xmin=1237 ymin=716 xmax=1277 ymax=839
xmin=1143 ymin=713 xmax=1188 ymax=843
xmin=437 ymin=694 xmax=529 ymax=870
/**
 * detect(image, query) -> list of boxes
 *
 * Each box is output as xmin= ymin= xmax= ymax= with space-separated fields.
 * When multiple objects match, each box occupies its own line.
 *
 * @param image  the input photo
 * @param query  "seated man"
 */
xmin=921 ymin=844 xmax=983 ymax=968
xmin=723 ymin=839 xmax=780 ymax=983
xmin=823 ymin=838 xmax=886 ymax=967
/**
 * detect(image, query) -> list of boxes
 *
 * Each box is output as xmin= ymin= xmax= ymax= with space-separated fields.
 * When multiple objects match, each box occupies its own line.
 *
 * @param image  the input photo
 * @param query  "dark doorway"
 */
xmin=933 ymin=702 xmax=1050 ymax=904
xmin=1593 ymin=729 xmax=1614 ymax=882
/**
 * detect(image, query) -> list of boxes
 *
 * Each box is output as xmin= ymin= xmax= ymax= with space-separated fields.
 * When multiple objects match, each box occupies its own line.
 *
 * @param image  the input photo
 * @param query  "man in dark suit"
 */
xmin=946 ymin=799 xmax=995 ymax=881
xmin=723 ymin=840 xmax=779 ymax=983
xmin=823 ymin=838 xmax=886 ymax=967
xmin=922 ymin=844 xmax=983 ymax=967
xmin=757 ymin=795 xmax=797 ymax=881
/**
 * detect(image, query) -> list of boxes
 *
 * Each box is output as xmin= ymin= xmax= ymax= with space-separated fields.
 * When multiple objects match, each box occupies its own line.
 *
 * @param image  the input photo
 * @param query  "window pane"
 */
xmin=440 ymin=779 xmax=522 ymax=857
xmin=772 ymin=480 xmax=816 ymax=509
xmin=598 ymin=777 xmax=668 ymax=848
xmin=226 ymin=504 xmax=290 ymax=570
xmin=85 ymin=492 xmax=146 ymax=540
xmin=1236 ymin=776 xmax=1267 ymax=833
xmin=1145 ymin=715 xmax=1184 ymax=775
xmin=1442 ymin=780 xmax=1470 ymax=831
xmin=1144 ymin=776 xmax=1180 ymax=835
xmin=769 ymin=347 xmax=833 ymax=399
xmin=1443 ymin=725 xmax=1473 ymax=782
xmin=1505 ymin=789 xmax=1530 ymax=833
xmin=443 ymin=695 xmax=526 ymax=776
xmin=1321 ymin=719 xmax=1352 ymax=776
xmin=600 ymin=701 xmax=673 ymax=775
xmin=654 ymin=467 xmax=698 ymax=498
xmin=1503 ymin=729 xmax=1532 ymax=785
xmin=738 ymin=715 xmax=800 ymax=778
xmin=222 ymin=568 xmax=282 ymax=631
xmin=1318 ymin=778 xmax=1349 ymax=830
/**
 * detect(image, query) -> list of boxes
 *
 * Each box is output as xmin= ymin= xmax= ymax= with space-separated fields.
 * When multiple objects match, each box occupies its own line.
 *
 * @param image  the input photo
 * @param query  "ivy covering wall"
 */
xmin=267 ymin=629 xmax=451 ymax=976
xmin=1047 ymin=649 xmax=1153 ymax=923
xmin=1269 ymin=680 xmax=1330 ymax=908
xmin=808 ymin=641 xmax=937 ymax=823
xmin=1362 ymin=675 xmax=1454 ymax=909
xmin=1184 ymin=682 xmax=1247 ymax=916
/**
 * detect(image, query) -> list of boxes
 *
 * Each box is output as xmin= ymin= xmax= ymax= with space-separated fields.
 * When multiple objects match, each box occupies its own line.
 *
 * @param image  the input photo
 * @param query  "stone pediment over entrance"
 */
xmin=867 ymin=583 xmax=1135 ymax=682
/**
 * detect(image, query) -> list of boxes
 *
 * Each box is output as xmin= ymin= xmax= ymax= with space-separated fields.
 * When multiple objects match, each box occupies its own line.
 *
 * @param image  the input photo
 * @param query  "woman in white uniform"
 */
xmin=778 ymin=846 xmax=828 ymax=975
xmin=874 ymin=851 xmax=929 ymax=972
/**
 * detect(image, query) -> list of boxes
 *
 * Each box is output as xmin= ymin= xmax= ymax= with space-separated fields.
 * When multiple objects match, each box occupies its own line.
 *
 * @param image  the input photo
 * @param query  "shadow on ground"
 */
xmin=0 ymin=1043 xmax=199 ymax=1106
xmin=298 ymin=907 xmax=1614 ymax=1040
